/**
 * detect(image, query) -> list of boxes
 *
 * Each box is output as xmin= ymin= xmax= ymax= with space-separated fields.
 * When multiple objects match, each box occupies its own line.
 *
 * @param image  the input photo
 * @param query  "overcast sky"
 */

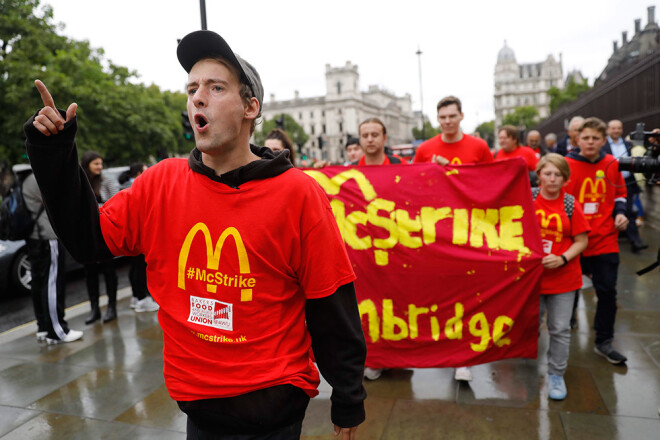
xmin=43 ymin=0 xmax=656 ymax=132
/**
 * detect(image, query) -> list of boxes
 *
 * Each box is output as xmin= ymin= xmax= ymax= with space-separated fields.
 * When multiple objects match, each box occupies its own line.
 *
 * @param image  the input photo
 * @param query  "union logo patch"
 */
xmin=188 ymin=295 xmax=233 ymax=331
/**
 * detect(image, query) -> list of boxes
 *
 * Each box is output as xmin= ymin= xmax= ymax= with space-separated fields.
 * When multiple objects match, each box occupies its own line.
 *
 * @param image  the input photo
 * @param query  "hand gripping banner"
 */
xmin=304 ymin=158 xmax=543 ymax=368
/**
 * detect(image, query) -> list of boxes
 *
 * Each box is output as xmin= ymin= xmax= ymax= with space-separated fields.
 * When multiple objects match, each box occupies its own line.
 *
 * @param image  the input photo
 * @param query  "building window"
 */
xmin=299 ymin=112 xmax=302 ymax=119
xmin=311 ymin=125 xmax=315 ymax=135
xmin=322 ymin=110 xmax=325 ymax=117
xmin=322 ymin=124 xmax=326 ymax=134
xmin=339 ymin=122 xmax=343 ymax=133
xmin=337 ymin=81 xmax=341 ymax=95
xmin=310 ymin=111 xmax=314 ymax=118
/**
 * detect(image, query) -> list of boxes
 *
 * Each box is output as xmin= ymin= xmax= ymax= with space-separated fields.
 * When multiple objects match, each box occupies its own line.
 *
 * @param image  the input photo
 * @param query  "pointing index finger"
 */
xmin=35 ymin=80 xmax=56 ymax=110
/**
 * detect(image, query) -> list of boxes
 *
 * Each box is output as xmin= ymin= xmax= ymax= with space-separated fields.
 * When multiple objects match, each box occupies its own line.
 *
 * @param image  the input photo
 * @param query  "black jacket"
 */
xmin=24 ymin=111 xmax=366 ymax=433
xmin=603 ymin=138 xmax=640 ymax=196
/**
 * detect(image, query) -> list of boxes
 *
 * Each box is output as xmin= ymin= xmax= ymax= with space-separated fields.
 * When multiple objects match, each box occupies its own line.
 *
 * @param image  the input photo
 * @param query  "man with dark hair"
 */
xmin=495 ymin=125 xmax=539 ymax=172
xmin=25 ymin=30 xmax=366 ymax=440
xmin=344 ymin=137 xmax=363 ymax=165
xmin=356 ymin=118 xmax=402 ymax=165
xmin=413 ymin=95 xmax=493 ymax=165
xmin=565 ymin=117 xmax=629 ymax=365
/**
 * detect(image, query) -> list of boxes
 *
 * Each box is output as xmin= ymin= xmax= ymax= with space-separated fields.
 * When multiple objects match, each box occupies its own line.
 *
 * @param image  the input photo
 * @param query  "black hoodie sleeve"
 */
xmin=24 ymin=111 xmax=114 ymax=262
xmin=305 ymin=282 xmax=367 ymax=428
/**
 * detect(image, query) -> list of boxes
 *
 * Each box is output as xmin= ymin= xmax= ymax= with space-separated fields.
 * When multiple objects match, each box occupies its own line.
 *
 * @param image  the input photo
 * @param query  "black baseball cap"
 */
xmin=177 ymin=30 xmax=263 ymax=111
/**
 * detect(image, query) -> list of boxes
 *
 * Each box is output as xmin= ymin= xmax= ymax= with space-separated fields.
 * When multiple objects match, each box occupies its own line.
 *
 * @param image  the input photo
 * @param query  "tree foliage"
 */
xmin=474 ymin=120 xmax=495 ymax=149
xmin=412 ymin=121 xmax=440 ymax=141
xmin=253 ymin=114 xmax=309 ymax=148
xmin=0 ymin=0 xmax=190 ymax=166
xmin=547 ymin=78 xmax=591 ymax=113
xmin=502 ymin=106 xmax=539 ymax=130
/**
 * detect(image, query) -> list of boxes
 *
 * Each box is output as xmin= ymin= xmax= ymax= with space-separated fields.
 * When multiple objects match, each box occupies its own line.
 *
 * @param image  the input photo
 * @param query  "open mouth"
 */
xmin=194 ymin=114 xmax=208 ymax=129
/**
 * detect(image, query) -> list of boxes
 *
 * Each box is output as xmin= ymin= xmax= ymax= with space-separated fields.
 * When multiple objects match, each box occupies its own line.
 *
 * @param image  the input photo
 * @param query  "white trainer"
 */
xmin=135 ymin=296 xmax=160 ymax=313
xmin=46 ymin=329 xmax=83 ymax=345
xmin=130 ymin=297 xmax=139 ymax=309
xmin=36 ymin=331 xmax=48 ymax=342
xmin=364 ymin=367 xmax=383 ymax=380
xmin=454 ymin=366 xmax=473 ymax=381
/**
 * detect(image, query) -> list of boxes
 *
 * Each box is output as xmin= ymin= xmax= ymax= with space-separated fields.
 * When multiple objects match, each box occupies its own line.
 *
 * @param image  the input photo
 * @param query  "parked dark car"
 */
xmin=0 ymin=239 xmax=31 ymax=295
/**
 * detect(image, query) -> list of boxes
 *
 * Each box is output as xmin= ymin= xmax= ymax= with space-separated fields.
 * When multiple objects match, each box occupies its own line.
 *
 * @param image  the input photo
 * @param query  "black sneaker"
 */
xmin=594 ymin=343 xmax=627 ymax=365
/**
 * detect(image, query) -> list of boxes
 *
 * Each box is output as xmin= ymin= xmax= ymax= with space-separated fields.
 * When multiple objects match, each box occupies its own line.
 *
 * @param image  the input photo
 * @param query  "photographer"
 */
xmin=604 ymin=120 xmax=647 ymax=253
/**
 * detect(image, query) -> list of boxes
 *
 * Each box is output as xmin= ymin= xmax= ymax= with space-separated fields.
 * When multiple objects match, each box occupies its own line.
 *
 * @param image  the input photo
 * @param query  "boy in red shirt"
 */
xmin=534 ymin=154 xmax=590 ymax=400
xmin=564 ymin=117 xmax=629 ymax=365
xmin=24 ymin=30 xmax=366 ymax=439
xmin=413 ymin=96 xmax=493 ymax=165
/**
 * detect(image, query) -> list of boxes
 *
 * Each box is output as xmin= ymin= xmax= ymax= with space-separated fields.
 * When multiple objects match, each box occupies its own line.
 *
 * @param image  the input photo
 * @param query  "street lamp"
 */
xmin=416 ymin=46 xmax=424 ymax=140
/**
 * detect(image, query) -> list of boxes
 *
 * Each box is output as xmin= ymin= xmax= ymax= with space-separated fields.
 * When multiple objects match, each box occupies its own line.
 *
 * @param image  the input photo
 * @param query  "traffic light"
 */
xmin=275 ymin=115 xmax=285 ymax=130
xmin=318 ymin=136 xmax=325 ymax=150
xmin=181 ymin=111 xmax=194 ymax=141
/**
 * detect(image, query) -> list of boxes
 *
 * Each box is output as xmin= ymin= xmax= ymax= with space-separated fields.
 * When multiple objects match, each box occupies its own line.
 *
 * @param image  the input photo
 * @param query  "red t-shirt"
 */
xmin=413 ymin=134 xmax=493 ymax=165
xmin=534 ymin=191 xmax=590 ymax=294
xmin=99 ymin=159 xmax=356 ymax=401
xmin=564 ymin=154 xmax=627 ymax=256
xmin=357 ymin=154 xmax=402 ymax=165
xmin=495 ymin=146 xmax=539 ymax=171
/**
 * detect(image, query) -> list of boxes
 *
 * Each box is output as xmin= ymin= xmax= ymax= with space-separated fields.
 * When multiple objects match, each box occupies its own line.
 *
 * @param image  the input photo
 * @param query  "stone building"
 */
xmin=597 ymin=5 xmax=659 ymax=84
xmin=259 ymin=62 xmax=417 ymax=164
xmin=493 ymin=41 xmax=564 ymax=131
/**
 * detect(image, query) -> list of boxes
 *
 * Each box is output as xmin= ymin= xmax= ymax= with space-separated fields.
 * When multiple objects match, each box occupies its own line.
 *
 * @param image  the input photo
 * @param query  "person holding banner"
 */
xmin=356 ymin=118 xmax=403 ymax=165
xmin=533 ymin=154 xmax=590 ymax=400
xmin=413 ymin=96 xmax=493 ymax=166
xmin=24 ymin=30 xmax=366 ymax=440
xmin=565 ymin=117 xmax=629 ymax=366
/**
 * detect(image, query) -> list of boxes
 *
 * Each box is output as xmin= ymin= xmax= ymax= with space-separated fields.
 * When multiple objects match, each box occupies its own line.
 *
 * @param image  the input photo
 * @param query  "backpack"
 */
xmin=531 ymin=187 xmax=574 ymax=219
xmin=0 ymin=175 xmax=44 ymax=241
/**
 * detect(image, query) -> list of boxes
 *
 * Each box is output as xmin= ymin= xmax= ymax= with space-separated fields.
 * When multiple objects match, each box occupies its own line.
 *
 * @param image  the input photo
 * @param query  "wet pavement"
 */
xmin=0 ymin=229 xmax=658 ymax=439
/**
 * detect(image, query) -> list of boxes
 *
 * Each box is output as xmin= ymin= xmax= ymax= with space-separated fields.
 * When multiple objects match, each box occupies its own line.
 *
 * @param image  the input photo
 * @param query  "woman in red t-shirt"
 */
xmin=534 ymin=153 xmax=590 ymax=401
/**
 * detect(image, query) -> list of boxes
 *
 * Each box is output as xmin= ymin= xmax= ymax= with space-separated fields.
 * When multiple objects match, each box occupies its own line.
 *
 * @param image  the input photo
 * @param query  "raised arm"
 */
xmin=23 ymin=80 xmax=114 ymax=263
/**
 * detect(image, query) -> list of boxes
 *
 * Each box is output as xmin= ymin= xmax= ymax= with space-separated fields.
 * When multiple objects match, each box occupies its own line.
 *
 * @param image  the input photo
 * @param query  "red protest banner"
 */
xmin=304 ymin=158 xmax=543 ymax=368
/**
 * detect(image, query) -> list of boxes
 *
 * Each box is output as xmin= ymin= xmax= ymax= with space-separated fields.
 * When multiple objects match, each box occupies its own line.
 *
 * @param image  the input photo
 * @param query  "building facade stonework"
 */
xmin=259 ymin=61 xmax=417 ymax=164
xmin=493 ymin=42 xmax=564 ymax=131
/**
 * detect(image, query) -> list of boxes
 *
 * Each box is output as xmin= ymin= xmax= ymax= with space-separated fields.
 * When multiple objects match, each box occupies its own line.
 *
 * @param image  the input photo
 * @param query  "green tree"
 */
xmin=412 ymin=121 xmax=440 ymax=140
xmin=547 ymin=78 xmax=591 ymax=113
xmin=474 ymin=120 xmax=495 ymax=149
xmin=254 ymin=114 xmax=309 ymax=148
xmin=1 ymin=0 xmax=189 ymax=166
xmin=502 ymin=106 xmax=539 ymax=130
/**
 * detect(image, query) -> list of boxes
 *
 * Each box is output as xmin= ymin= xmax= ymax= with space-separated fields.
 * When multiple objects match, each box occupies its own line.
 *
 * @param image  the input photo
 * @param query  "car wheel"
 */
xmin=11 ymin=248 xmax=31 ymax=295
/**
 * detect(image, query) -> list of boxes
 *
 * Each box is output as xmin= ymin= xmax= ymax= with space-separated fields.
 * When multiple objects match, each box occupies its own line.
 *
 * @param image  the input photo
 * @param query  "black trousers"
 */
xmin=178 ymin=385 xmax=309 ymax=440
xmin=581 ymin=253 xmax=620 ymax=345
xmin=27 ymin=238 xmax=69 ymax=340
xmin=84 ymin=260 xmax=117 ymax=301
xmin=128 ymin=255 xmax=148 ymax=300
xmin=186 ymin=418 xmax=303 ymax=440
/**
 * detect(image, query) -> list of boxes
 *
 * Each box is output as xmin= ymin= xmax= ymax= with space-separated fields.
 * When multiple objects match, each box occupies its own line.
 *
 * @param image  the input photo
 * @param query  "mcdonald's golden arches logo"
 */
xmin=450 ymin=157 xmax=462 ymax=165
xmin=578 ymin=178 xmax=607 ymax=203
xmin=535 ymin=210 xmax=563 ymax=242
xmin=178 ymin=223 xmax=255 ymax=301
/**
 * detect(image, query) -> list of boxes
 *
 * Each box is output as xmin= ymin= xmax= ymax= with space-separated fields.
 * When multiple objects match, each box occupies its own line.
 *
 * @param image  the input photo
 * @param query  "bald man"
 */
xmin=526 ymin=130 xmax=548 ymax=159
xmin=555 ymin=116 xmax=585 ymax=156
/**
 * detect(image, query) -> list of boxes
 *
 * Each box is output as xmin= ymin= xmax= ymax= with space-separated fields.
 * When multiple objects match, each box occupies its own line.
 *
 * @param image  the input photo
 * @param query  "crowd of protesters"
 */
xmin=6 ymin=27 xmax=656 ymax=438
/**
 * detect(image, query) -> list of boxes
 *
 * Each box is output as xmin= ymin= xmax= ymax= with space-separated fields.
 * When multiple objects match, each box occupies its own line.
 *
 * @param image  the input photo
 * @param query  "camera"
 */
xmin=618 ymin=123 xmax=660 ymax=183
